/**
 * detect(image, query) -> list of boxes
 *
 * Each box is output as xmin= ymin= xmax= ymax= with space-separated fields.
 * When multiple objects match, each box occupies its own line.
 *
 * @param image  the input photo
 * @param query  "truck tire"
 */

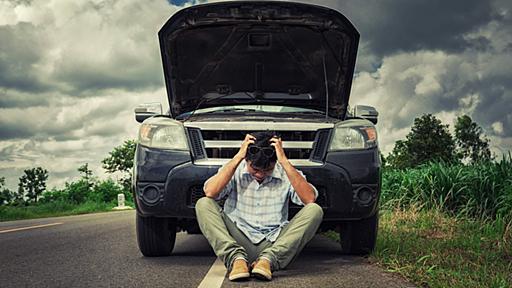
xmin=136 ymin=214 xmax=177 ymax=257
xmin=339 ymin=213 xmax=379 ymax=255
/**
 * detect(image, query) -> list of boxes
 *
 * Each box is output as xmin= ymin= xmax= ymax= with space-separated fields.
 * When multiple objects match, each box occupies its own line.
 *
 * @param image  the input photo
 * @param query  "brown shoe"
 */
xmin=228 ymin=259 xmax=250 ymax=281
xmin=251 ymin=258 xmax=272 ymax=281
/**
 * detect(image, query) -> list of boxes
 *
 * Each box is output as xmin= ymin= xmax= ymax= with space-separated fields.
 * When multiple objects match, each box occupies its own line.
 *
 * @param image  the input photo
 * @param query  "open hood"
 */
xmin=159 ymin=1 xmax=359 ymax=118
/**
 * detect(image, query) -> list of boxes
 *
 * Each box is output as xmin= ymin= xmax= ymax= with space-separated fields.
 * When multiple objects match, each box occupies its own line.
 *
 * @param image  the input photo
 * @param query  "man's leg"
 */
xmin=195 ymin=197 xmax=248 ymax=270
xmin=259 ymin=203 xmax=324 ymax=271
xmin=221 ymin=212 xmax=273 ymax=263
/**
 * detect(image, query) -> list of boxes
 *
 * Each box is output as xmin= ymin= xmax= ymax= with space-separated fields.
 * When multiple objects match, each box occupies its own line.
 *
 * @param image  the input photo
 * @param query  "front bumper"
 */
xmin=133 ymin=145 xmax=380 ymax=222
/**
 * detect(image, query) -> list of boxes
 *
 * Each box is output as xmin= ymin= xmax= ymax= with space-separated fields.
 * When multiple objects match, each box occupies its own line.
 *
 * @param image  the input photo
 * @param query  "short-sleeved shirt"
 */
xmin=203 ymin=160 xmax=318 ymax=244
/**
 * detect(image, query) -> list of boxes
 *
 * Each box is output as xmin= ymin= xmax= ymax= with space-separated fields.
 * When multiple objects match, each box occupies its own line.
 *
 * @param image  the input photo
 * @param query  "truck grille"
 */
xmin=185 ymin=127 xmax=331 ymax=162
xmin=310 ymin=129 xmax=331 ymax=162
xmin=187 ymin=128 xmax=207 ymax=159
xmin=188 ymin=185 xmax=227 ymax=207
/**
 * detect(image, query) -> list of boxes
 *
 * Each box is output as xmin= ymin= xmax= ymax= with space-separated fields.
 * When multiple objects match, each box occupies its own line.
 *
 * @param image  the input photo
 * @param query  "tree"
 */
xmin=454 ymin=115 xmax=491 ymax=163
xmin=18 ymin=167 xmax=49 ymax=203
xmin=386 ymin=140 xmax=411 ymax=169
xmin=78 ymin=163 xmax=94 ymax=191
xmin=102 ymin=140 xmax=136 ymax=191
xmin=0 ymin=177 xmax=14 ymax=205
xmin=387 ymin=114 xmax=457 ymax=169
xmin=13 ymin=183 xmax=26 ymax=205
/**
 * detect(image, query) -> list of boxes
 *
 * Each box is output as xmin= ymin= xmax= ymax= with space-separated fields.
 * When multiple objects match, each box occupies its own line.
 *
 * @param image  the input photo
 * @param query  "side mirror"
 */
xmin=134 ymin=103 xmax=162 ymax=123
xmin=354 ymin=105 xmax=379 ymax=124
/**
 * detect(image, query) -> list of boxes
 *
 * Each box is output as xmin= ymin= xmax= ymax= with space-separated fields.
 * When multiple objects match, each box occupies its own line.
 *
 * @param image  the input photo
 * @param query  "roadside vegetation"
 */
xmin=340 ymin=114 xmax=510 ymax=287
xmin=0 ymin=140 xmax=136 ymax=221
xmin=375 ymin=206 xmax=511 ymax=288
xmin=374 ymin=159 xmax=512 ymax=288
xmin=0 ymin=201 xmax=116 ymax=221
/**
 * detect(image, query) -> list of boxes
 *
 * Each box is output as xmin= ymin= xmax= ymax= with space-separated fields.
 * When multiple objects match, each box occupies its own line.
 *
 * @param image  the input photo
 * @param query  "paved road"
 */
xmin=0 ymin=210 xmax=414 ymax=288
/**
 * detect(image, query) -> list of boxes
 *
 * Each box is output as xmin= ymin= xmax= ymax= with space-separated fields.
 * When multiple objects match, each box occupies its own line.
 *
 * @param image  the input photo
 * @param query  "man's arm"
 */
xmin=280 ymin=160 xmax=316 ymax=204
xmin=203 ymin=134 xmax=255 ymax=198
xmin=203 ymin=156 xmax=243 ymax=198
xmin=270 ymin=137 xmax=316 ymax=204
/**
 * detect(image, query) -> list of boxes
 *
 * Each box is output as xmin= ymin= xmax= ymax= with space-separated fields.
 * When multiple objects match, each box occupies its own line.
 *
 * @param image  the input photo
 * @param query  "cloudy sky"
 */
xmin=0 ymin=0 xmax=511 ymax=190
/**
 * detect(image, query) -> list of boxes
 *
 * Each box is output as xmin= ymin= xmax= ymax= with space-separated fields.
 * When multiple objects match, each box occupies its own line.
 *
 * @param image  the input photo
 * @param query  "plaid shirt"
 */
xmin=203 ymin=160 xmax=318 ymax=244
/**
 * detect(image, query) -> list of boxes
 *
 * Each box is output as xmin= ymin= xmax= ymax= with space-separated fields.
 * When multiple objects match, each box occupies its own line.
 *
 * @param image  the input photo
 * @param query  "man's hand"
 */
xmin=270 ymin=136 xmax=288 ymax=164
xmin=234 ymin=134 xmax=256 ymax=161
xmin=270 ymin=136 xmax=316 ymax=204
xmin=204 ymin=134 xmax=255 ymax=198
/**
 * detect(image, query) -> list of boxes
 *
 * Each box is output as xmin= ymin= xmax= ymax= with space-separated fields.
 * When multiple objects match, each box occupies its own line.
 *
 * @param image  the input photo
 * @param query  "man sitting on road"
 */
xmin=195 ymin=131 xmax=324 ymax=281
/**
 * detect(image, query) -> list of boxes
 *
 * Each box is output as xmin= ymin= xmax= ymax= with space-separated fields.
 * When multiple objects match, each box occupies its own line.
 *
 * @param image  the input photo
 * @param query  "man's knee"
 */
xmin=304 ymin=203 xmax=324 ymax=222
xmin=195 ymin=196 xmax=218 ymax=213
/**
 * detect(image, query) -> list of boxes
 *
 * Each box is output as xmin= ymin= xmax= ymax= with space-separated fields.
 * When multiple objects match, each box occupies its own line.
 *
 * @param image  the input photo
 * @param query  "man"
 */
xmin=195 ymin=131 xmax=324 ymax=281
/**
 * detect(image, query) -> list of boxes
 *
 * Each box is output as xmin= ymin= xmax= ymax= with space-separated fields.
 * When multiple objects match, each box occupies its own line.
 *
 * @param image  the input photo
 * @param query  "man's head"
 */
xmin=245 ymin=131 xmax=278 ymax=181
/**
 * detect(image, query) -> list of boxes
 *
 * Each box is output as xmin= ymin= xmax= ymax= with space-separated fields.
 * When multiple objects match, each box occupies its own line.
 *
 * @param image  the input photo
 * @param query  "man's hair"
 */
xmin=245 ymin=131 xmax=278 ymax=169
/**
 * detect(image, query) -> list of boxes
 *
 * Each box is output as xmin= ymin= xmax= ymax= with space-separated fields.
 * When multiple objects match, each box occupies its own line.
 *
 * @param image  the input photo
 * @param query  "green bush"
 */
xmin=89 ymin=179 xmax=124 ymax=203
xmin=64 ymin=179 xmax=90 ymax=204
xmin=39 ymin=177 xmax=133 ymax=206
xmin=40 ymin=187 xmax=69 ymax=203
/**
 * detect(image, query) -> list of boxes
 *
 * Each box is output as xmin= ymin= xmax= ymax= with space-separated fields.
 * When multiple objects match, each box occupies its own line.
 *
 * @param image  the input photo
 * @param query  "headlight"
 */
xmin=138 ymin=117 xmax=188 ymax=150
xmin=328 ymin=121 xmax=378 ymax=151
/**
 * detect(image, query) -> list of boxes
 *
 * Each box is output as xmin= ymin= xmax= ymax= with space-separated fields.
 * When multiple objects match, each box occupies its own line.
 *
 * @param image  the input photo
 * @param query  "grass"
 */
xmin=0 ymin=200 xmax=134 ymax=222
xmin=326 ymin=208 xmax=512 ymax=288
xmin=370 ymin=157 xmax=512 ymax=287
xmin=374 ymin=208 xmax=512 ymax=288
xmin=323 ymin=157 xmax=512 ymax=287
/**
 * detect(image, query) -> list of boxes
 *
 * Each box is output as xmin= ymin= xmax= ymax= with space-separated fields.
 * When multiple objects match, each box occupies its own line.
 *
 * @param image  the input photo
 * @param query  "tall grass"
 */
xmin=361 ymin=155 xmax=512 ymax=287
xmin=381 ymin=155 xmax=512 ymax=221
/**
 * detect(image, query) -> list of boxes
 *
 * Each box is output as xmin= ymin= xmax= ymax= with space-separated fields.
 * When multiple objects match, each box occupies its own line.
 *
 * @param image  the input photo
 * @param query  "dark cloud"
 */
xmin=334 ymin=0 xmax=494 ymax=57
xmin=465 ymin=36 xmax=493 ymax=52
xmin=471 ymin=82 xmax=512 ymax=137
xmin=0 ymin=124 xmax=35 ymax=140
xmin=53 ymin=59 xmax=164 ymax=94
xmin=0 ymin=23 xmax=51 ymax=93
xmin=0 ymin=110 xmax=80 ymax=141
xmin=0 ymin=89 xmax=52 ymax=108
xmin=0 ymin=100 xmax=116 ymax=141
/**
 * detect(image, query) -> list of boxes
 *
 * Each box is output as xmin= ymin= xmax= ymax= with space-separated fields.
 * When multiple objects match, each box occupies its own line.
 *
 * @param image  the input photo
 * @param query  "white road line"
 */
xmin=198 ymin=258 xmax=226 ymax=288
xmin=0 ymin=222 xmax=63 ymax=234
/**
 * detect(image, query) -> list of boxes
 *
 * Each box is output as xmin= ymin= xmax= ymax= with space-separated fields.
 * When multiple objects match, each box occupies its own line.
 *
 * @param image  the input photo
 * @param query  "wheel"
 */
xmin=136 ymin=214 xmax=177 ymax=257
xmin=339 ymin=213 xmax=379 ymax=255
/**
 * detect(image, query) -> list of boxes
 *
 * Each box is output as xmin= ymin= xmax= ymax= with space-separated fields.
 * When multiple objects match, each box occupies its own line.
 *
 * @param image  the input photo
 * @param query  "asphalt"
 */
xmin=0 ymin=210 xmax=414 ymax=288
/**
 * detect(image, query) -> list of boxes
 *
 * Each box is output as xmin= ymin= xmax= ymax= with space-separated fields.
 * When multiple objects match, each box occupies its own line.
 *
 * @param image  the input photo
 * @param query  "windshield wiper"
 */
xmin=200 ymin=108 xmax=260 ymax=114
xmin=285 ymin=110 xmax=326 ymax=115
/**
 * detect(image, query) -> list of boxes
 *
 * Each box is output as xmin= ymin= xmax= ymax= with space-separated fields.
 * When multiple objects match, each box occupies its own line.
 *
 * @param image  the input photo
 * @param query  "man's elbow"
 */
xmin=302 ymin=191 xmax=316 ymax=204
xmin=203 ymin=187 xmax=217 ymax=199
xmin=302 ymin=197 xmax=316 ymax=205
xmin=303 ymin=185 xmax=317 ymax=204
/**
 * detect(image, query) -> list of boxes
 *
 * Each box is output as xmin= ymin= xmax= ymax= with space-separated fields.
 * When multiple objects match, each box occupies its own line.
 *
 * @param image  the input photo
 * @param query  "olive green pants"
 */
xmin=195 ymin=197 xmax=323 ymax=271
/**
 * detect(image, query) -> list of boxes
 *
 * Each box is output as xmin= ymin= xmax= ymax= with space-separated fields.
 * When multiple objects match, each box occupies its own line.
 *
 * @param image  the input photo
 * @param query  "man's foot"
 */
xmin=228 ymin=259 xmax=250 ymax=281
xmin=251 ymin=258 xmax=272 ymax=281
